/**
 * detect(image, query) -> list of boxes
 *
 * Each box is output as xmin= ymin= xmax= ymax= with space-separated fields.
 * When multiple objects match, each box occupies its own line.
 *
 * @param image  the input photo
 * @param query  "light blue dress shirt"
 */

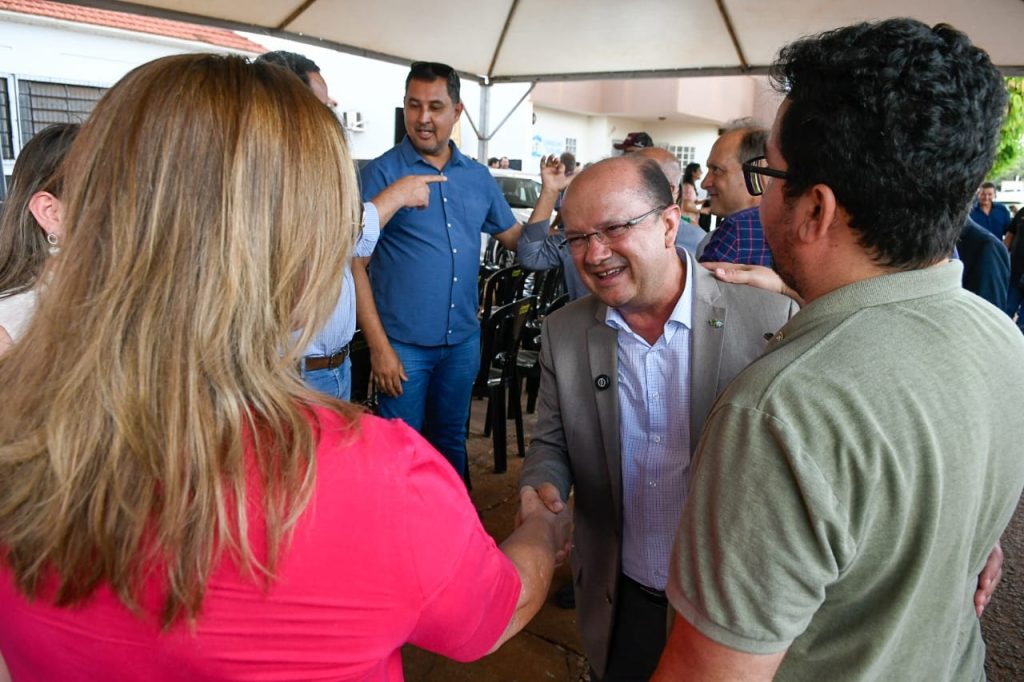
xmin=607 ymin=250 xmax=694 ymax=591
xmin=303 ymin=201 xmax=380 ymax=357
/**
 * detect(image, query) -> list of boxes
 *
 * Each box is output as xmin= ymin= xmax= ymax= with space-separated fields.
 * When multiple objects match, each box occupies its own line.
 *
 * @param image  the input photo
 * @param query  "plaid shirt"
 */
xmin=698 ymin=206 xmax=774 ymax=266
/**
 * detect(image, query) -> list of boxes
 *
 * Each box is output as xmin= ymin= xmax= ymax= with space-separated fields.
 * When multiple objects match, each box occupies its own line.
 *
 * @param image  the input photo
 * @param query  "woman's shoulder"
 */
xmin=310 ymin=407 xmax=445 ymax=484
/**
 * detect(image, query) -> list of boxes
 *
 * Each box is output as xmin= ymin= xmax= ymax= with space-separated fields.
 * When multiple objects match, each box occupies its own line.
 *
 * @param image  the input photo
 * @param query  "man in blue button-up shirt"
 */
xmin=355 ymin=61 xmax=559 ymax=478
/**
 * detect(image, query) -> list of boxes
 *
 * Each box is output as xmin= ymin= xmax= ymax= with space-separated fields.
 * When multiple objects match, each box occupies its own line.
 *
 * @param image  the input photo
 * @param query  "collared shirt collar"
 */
xmin=604 ymin=247 xmax=694 ymax=342
xmin=398 ymin=135 xmax=468 ymax=170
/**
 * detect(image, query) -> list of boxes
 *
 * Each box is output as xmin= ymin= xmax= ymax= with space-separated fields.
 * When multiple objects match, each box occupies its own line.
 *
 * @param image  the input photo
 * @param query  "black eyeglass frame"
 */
xmin=561 ymin=205 xmax=670 ymax=253
xmin=741 ymin=155 xmax=790 ymax=197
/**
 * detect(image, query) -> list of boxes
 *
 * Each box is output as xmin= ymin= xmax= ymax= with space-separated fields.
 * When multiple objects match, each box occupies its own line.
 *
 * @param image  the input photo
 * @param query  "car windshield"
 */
xmin=494 ymin=175 xmax=542 ymax=209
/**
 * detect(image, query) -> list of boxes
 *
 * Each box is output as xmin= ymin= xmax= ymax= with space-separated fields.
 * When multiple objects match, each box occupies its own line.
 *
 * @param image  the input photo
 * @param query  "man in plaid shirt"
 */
xmin=697 ymin=121 xmax=774 ymax=266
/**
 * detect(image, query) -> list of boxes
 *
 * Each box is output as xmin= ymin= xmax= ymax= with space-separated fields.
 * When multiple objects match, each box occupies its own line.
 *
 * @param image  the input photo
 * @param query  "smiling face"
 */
xmin=977 ymin=186 xmax=996 ymax=209
xmin=561 ymin=159 xmax=681 ymax=315
xmin=404 ymin=77 xmax=462 ymax=162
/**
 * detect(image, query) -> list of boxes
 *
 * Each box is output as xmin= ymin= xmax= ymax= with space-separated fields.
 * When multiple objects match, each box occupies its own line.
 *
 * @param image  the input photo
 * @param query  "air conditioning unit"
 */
xmin=341 ymin=110 xmax=365 ymax=132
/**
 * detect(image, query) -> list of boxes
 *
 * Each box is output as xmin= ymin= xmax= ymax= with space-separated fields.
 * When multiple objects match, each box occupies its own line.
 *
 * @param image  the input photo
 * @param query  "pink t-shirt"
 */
xmin=0 ymin=410 xmax=520 ymax=681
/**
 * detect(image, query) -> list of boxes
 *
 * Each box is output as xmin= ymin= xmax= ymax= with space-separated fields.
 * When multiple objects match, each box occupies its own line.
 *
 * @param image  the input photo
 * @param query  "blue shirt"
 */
xmin=969 ymin=201 xmax=1013 ymax=241
xmin=360 ymin=137 xmax=516 ymax=346
xmin=957 ymin=217 xmax=1010 ymax=310
xmin=608 ymin=248 xmax=694 ymax=591
xmin=302 ymin=202 xmax=380 ymax=357
xmin=698 ymin=205 xmax=774 ymax=266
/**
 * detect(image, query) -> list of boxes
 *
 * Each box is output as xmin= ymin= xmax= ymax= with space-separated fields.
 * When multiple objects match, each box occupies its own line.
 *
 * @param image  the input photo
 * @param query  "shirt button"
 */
xmin=649 ymin=481 xmax=657 ymax=487
xmin=453 ymin=248 xmax=458 ymax=254
xmin=448 ymin=329 xmax=453 ymax=334
xmin=450 ymin=303 xmax=455 ymax=308
xmin=652 ymin=392 xmax=659 ymax=399
xmin=654 ymin=435 xmax=661 ymax=443
xmin=443 ymin=197 xmax=448 ymax=203
xmin=447 ymin=223 xmax=452 ymax=228
xmin=453 ymin=277 xmax=459 ymax=282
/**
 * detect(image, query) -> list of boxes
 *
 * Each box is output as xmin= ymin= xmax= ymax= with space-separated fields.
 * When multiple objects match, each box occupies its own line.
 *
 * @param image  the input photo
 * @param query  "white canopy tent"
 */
xmin=57 ymin=0 xmax=1024 ymax=155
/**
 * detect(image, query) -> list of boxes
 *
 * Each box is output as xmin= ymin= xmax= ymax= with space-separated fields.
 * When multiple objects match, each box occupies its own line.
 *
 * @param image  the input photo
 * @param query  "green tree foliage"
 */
xmin=991 ymin=77 xmax=1024 ymax=179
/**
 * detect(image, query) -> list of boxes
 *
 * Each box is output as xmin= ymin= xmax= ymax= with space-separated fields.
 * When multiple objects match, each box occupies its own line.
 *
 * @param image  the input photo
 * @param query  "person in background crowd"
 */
xmin=500 ymin=155 xmax=510 ymax=169
xmin=680 ymin=162 xmax=702 ymax=224
xmin=958 ymin=215 xmax=1011 ymax=309
xmin=356 ymin=61 xmax=560 ymax=479
xmin=655 ymin=19 xmax=1021 ymax=680
xmin=0 ymin=123 xmax=78 ymax=354
xmin=970 ymin=181 xmax=1013 ymax=240
xmin=0 ymin=53 xmax=570 ymax=681
xmin=488 ymin=157 xmax=500 ymax=168
xmin=614 ymin=131 xmax=653 ymax=154
xmin=696 ymin=121 xmax=773 ymax=266
xmin=1005 ymin=205 xmax=1024 ymax=330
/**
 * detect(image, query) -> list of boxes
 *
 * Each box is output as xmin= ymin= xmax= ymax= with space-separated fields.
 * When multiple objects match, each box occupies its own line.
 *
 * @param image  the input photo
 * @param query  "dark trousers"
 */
xmin=592 ymin=575 xmax=669 ymax=682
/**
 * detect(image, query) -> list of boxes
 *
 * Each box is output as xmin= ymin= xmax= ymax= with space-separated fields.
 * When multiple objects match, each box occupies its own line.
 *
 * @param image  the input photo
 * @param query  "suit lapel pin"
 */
xmin=707 ymin=319 xmax=724 ymax=328
xmin=595 ymin=374 xmax=611 ymax=390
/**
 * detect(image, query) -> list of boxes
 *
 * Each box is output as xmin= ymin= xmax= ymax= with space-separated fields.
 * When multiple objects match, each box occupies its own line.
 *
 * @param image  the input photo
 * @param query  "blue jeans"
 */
xmin=379 ymin=332 xmax=480 ymax=477
xmin=302 ymin=357 xmax=352 ymax=400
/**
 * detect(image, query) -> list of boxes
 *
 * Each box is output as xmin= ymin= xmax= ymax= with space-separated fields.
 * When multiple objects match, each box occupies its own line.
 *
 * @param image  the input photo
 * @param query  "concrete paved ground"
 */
xmin=402 ymin=396 xmax=1024 ymax=681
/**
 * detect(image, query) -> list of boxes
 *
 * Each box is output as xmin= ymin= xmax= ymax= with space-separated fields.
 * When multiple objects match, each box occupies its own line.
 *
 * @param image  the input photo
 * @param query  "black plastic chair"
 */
xmin=348 ymin=329 xmax=377 ymax=412
xmin=518 ymin=290 xmax=570 ymax=414
xmin=477 ymin=295 xmax=536 ymax=473
xmin=479 ymin=265 xmax=527 ymax=327
xmin=481 ymin=236 xmax=516 ymax=269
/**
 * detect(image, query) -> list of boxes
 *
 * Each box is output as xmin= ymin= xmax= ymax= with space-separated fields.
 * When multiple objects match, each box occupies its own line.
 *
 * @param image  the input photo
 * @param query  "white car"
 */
xmin=484 ymin=168 xmax=552 ymax=263
xmin=489 ymin=168 xmax=543 ymax=224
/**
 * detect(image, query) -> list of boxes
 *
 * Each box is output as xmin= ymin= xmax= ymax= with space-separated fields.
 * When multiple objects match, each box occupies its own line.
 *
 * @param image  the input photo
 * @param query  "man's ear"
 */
xmin=454 ymin=102 xmax=464 ymax=120
xmin=794 ymin=184 xmax=838 ymax=244
xmin=661 ymin=204 xmax=681 ymax=247
xmin=28 ymin=191 xmax=64 ymax=240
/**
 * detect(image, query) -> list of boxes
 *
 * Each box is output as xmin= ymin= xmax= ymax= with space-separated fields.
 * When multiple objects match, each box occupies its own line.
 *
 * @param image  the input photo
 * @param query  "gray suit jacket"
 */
xmin=519 ymin=255 xmax=797 ymax=677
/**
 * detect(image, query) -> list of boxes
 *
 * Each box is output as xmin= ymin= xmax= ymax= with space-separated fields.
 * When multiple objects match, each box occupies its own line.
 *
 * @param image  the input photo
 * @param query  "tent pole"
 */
xmin=478 ymin=82 xmax=491 ymax=162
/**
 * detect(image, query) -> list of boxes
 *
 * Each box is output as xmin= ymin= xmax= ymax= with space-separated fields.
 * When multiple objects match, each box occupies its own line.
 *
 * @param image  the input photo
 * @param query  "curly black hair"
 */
xmin=770 ymin=18 xmax=1007 ymax=269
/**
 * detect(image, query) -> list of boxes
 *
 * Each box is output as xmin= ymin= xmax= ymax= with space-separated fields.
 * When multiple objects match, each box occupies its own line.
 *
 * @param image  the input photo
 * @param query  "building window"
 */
xmin=0 ymin=78 xmax=13 ymax=160
xmin=564 ymin=137 xmax=577 ymax=155
xmin=17 ymin=79 xmax=106 ymax=146
xmin=666 ymin=144 xmax=696 ymax=165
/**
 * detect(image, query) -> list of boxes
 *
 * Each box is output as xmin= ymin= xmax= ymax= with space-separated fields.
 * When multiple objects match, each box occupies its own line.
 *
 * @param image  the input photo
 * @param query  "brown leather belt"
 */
xmin=303 ymin=346 xmax=349 ymax=371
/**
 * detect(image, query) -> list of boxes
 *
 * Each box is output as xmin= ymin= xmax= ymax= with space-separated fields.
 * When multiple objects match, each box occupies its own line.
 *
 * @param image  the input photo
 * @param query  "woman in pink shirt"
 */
xmin=0 ymin=54 xmax=569 ymax=682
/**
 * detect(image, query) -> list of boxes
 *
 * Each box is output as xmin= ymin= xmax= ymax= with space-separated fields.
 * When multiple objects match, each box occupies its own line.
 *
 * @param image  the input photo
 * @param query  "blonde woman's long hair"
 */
xmin=0 ymin=54 xmax=361 ymax=625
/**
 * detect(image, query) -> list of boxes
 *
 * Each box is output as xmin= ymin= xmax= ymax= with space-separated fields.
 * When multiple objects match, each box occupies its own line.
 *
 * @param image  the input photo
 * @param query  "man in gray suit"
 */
xmin=518 ymin=155 xmax=796 ymax=681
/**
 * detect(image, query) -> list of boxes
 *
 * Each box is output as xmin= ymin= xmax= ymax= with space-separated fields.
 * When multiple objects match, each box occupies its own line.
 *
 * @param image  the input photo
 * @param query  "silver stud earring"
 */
xmin=46 ymin=232 xmax=60 ymax=256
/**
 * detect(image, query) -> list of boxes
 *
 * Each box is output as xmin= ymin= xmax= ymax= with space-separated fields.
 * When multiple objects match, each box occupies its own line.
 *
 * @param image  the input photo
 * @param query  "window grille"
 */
xmin=17 ymin=79 xmax=106 ymax=146
xmin=0 ymin=78 xmax=12 ymax=160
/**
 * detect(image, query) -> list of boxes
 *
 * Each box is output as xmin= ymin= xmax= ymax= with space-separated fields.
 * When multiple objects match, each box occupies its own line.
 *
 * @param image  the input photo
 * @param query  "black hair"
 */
xmin=770 ymin=18 xmax=1007 ymax=269
xmin=406 ymin=61 xmax=461 ymax=105
xmin=255 ymin=50 xmax=320 ymax=86
xmin=980 ymin=181 xmax=997 ymax=190
xmin=683 ymin=162 xmax=702 ymax=185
